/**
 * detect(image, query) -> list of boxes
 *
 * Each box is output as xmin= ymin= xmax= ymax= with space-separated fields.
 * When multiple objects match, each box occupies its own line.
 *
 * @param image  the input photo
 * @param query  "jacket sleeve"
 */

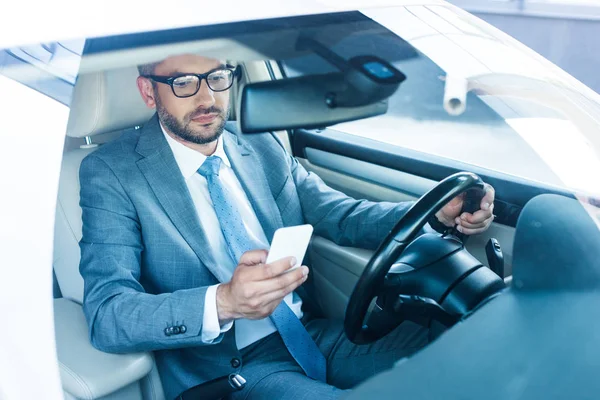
xmin=79 ymin=154 xmax=224 ymax=354
xmin=284 ymin=149 xmax=414 ymax=250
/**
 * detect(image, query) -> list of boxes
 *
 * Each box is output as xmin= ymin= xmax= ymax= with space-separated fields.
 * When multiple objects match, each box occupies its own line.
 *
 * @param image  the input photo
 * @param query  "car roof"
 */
xmin=0 ymin=0 xmax=446 ymax=49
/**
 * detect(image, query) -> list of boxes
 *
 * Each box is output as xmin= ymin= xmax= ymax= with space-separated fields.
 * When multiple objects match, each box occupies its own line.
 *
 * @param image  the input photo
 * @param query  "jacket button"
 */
xmin=230 ymin=358 xmax=241 ymax=368
xmin=172 ymin=326 xmax=181 ymax=335
xmin=179 ymin=325 xmax=187 ymax=334
xmin=164 ymin=327 xmax=172 ymax=336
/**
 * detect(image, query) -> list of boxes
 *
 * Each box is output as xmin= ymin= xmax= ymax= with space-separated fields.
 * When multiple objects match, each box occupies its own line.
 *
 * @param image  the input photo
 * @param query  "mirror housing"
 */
xmin=239 ymin=72 xmax=389 ymax=133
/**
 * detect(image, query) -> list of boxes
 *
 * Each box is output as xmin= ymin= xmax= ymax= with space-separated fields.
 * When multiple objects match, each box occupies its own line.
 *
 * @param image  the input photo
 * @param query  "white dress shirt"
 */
xmin=161 ymin=124 xmax=303 ymax=349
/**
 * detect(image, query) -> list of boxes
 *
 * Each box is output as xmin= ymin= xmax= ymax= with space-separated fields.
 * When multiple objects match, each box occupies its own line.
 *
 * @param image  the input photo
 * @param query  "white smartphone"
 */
xmin=266 ymin=224 xmax=314 ymax=271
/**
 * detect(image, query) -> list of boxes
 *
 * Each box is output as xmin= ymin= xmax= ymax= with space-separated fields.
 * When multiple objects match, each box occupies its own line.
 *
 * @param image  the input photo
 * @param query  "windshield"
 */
xmin=5 ymin=5 xmax=600 ymax=221
xmin=278 ymin=6 xmax=600 ymax=201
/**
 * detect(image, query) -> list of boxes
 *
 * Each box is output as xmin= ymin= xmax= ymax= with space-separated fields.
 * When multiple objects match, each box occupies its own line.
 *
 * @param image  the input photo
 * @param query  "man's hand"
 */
xmin=436 ymin=183 xmax=496 ymax=235
xmin=216 ymin=250 xmax=308 ymax=324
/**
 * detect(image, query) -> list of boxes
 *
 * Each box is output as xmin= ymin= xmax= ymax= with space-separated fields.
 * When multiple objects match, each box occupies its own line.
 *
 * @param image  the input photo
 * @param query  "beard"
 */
xmin=155 ymin=94 xmax=229 ymax=145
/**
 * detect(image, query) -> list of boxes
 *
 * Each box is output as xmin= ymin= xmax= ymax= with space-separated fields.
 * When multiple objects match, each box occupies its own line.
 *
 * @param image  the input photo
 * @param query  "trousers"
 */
xmin=227 ymin=318 xmax=430 ymax=399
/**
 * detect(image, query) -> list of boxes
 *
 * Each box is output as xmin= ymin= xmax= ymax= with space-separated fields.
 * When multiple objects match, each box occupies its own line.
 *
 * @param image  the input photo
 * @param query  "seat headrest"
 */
xmin=66 ymin=67 xmax=154 ymax=138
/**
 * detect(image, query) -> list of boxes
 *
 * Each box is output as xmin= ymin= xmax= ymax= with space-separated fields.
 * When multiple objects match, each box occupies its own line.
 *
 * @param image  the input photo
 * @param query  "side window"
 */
xmin=280 ymin=7 xmax=600 ymax=196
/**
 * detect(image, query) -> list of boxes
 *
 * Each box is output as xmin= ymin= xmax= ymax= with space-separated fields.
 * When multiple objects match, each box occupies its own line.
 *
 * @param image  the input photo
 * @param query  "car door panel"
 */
xmin=298 ymin=158 xmax=419 ymax=204
xmin=308 ymin=236 xmax=372 ymax=319
xmin=305 ymin=148 xmax=437 ymax=198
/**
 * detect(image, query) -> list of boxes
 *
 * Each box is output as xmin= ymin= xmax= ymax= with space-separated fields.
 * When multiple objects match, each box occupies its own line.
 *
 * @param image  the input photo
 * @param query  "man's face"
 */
xmin=140 ymin=54 xmax=231 ymax=145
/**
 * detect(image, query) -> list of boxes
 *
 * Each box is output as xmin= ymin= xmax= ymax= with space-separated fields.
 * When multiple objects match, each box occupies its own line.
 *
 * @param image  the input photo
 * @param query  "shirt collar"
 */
xmin=160 ymin=122 xmax=231 ymax=180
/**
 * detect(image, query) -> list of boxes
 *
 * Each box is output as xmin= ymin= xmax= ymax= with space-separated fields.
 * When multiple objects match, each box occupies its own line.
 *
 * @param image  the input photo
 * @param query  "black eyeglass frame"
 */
xmin=142 ymin=64 xmax=238 ymax=98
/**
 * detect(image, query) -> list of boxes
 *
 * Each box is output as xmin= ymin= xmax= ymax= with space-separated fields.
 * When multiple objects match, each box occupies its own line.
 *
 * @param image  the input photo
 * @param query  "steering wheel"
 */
xmin=344 ymin=172 xmax=497 ymax=345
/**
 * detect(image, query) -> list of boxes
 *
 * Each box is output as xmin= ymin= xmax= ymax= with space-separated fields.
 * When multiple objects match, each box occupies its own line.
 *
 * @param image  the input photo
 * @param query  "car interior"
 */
xmin=51 ymin=53 xmax=513 ymax=400
xmin=48 ymin=9 xmax=600 ymax=400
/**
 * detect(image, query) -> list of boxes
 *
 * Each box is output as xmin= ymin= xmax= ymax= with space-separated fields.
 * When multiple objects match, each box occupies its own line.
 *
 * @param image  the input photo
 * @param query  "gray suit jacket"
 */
xmin=79 ymin=115 xmax=412 ymax=399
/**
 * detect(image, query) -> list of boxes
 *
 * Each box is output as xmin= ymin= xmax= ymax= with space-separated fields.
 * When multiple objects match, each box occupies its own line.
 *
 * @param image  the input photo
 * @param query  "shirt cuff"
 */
xmin=201 ymin=284 xmax=234 ymax=343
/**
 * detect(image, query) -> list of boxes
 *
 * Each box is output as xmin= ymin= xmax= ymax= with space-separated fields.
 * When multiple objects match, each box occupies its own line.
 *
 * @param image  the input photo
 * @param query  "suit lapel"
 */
xmin=222 ymin=131 xmax=283 ymax=243
xmin=135 ymin=116 xmax=228 ymax=283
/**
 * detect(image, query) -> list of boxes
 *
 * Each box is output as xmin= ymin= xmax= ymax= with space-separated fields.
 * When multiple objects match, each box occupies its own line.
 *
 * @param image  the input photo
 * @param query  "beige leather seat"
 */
xmin=52 ymin=66 xmax=164 ymax=400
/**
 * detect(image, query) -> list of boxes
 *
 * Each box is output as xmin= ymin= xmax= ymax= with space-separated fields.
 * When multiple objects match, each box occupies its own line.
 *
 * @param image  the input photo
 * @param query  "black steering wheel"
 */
xmin=344 ymin=172 xmax=501 ymax=345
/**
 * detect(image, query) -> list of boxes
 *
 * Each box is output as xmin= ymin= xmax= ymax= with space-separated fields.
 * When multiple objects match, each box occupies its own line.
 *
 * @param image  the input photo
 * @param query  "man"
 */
xmin=79 ymin=54 xmax=495 ymax=400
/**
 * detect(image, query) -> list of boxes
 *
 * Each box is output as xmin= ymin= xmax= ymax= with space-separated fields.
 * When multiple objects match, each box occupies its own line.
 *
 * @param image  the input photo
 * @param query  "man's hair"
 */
xmin=137 ymin=62 xmax=160 ymax=76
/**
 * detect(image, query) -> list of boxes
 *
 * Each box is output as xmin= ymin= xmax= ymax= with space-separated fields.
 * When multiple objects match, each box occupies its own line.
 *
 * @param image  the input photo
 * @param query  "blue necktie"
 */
xmin=198 ymin=156 xmax=326 ymax=382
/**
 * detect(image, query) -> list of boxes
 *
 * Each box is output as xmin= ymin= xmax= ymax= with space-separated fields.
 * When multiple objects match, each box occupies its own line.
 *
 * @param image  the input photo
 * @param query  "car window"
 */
xmin=280 ymin=6 xmax=600 ymax=197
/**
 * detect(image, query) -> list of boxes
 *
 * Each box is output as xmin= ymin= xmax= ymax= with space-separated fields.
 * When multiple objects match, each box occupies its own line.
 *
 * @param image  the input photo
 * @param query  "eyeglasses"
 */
xmin=142 ymin=66 xmax=237 ymax=98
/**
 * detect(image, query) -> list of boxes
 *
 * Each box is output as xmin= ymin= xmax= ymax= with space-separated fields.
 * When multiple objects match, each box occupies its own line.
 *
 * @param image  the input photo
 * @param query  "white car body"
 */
xmin=1 ymin=1 xmax=599 ymax=399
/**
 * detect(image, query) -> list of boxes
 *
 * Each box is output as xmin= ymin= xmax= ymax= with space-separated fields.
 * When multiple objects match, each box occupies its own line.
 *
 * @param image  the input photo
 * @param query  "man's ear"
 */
xmin=137 ymin=76 xmax=157 ymax=109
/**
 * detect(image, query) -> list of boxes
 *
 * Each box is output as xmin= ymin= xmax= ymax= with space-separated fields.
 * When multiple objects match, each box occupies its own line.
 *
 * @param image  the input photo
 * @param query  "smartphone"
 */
xmin=266 ymin=224 xmax=314 ymax=271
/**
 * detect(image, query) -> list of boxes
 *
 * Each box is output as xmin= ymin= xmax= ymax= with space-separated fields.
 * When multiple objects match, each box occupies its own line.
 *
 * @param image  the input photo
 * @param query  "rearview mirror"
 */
xmin=239 ymin=72 xmax=389 ymax=133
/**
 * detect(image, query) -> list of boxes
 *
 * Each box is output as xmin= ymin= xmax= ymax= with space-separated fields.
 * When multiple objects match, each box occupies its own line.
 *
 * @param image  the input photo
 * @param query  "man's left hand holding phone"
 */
xmin=216 ymin=224 xmax=313 ymax=325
